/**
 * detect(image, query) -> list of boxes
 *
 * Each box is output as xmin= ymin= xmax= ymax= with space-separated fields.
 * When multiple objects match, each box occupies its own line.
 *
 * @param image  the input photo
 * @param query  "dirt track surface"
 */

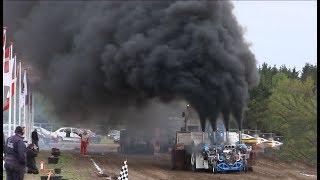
xmin=75 ymin=152 xmax=317 ymax=180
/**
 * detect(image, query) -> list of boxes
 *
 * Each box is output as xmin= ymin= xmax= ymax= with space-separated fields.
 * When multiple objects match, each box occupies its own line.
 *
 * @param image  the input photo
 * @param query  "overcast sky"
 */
xmin=232 ymin=1 xmax=317 ymax=72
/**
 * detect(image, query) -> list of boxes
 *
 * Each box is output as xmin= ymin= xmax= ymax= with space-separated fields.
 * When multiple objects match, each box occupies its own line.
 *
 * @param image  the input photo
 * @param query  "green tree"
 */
xmin=244 ymin=63 xmax=276 ymax=131
xmin=268 ymin=73 xmax=317 ymax=165
xmin=301 ymin=63 xmax=317 ymax=86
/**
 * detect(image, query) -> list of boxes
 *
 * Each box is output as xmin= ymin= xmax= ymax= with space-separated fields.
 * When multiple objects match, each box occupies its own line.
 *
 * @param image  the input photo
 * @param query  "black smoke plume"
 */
xmin=4 ymin=1 xmax=259 ymax=131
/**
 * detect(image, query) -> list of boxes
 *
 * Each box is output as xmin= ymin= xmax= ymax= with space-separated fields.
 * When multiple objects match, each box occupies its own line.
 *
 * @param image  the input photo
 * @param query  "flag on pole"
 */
xmin=23 ymin=69 xmax=28 ymax=97
xmin=4 ymin=44 xmax=12 ymax=61
xmin=3 ymin=90 xmax=10 ymax=111
xmin=11 ymin=56 xmax=17 ymax=96
xmin=118 ymin=160 xmax=128 ymax=180
xmin=20 ymin=70 xmax=27 ymax=108
xmin=3 ymin=44 xmax=14 ymax=87
xmin=3 ymin=59 xmax=14 ymax=87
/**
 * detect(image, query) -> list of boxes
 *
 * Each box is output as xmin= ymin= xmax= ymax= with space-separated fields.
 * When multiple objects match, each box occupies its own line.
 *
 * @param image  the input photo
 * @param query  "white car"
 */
xmin=33 ymin=126 xmax=52 ymax=137
xmin=51 ymin=127 xmax=82 ymax=142
xmin=259 ymin=137 xmax=283 ymax=150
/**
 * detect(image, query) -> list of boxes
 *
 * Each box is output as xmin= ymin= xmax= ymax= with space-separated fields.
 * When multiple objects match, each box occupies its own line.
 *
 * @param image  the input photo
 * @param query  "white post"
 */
xmin=23 ymin=69 xmax=27 ymax=140
xmin=25 ymin=92 xmax=30 ymax=143
xmin=13 ymin=55 xmax=17 ymax=130
xmin=18 ymin=61 xmax=22 ymax=126
xmin=32 ymin=93 xmax=34 ymax=131
xmin=28 ymin=92 xmax=32 ymax=143
xmin=3 ymin=28 xmax=6 ymax=110
xmin=8 ymin=89 xmax=12 ymax=137
xmin=6 ymin=43 xmax=13 ymax=137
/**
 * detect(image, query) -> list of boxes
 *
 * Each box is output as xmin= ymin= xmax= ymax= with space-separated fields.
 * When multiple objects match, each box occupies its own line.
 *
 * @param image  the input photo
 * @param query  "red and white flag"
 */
xmin=23 ymin=69 xmax=28 ymax=97
xmin=11 ymin=55 xmax=17 ymax=96
xmin=3 ymin=90 xmax=10 ymax=111
xmin=11 ymin=80 xmax=15 ymax=97
xmin=20 ymin=70 xmax=28 ymax=108
xmin=4 ymin=44 xmax=12 ymax=61
xmin=3 ymin=56 xmax=14 ymax=87
xmin=3 ymin=44 xmax=14 ymax=87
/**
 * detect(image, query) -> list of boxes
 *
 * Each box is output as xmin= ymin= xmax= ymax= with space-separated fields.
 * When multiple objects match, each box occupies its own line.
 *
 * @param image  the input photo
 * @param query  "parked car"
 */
xmin=107 ymin=130 xmax=120 ymax=143
xmin=51 ymin=127 xmax=82 ymax=142
xmin=33 ymin=126 xmax=52 ymax=145
xmin=113 ymin=134 xmax=120 ymax=143
xmin=258 ymin=137 xmax=283 ymax=150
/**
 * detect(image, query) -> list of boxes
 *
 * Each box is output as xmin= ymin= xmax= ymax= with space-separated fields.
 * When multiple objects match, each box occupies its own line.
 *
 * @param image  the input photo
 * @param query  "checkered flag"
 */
xmin=118 ymin=160 xmax=128 ymax=180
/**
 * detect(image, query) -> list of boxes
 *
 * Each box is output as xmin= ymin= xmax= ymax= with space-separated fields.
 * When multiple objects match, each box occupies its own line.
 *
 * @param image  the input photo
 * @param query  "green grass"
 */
xmin=3 ymin=151 xmax=87 ymax=180
xmin=3 ymin=138 xmax=117 ymax=179
xmin=100 ymin=136 xmax=116 ymax=144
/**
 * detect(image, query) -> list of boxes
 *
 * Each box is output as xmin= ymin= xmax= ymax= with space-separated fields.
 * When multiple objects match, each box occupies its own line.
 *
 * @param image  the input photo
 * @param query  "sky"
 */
xmin=232 ymin=1 xmax=317 ymax=72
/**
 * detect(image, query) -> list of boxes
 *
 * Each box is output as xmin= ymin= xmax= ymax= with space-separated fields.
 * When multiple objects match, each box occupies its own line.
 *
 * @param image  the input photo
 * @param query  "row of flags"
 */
xmin=3 ymin=26 xmax=34 ymax=143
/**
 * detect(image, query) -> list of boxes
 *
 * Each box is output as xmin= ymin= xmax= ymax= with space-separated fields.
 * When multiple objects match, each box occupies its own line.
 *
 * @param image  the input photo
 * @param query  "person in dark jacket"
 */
xmin=4 ymin=126 xmax=27 ymax=180
xmin=26 ymin=143 xmax=39 ymax=174
xmin=31 ymin=129 xmax=39 ymax=151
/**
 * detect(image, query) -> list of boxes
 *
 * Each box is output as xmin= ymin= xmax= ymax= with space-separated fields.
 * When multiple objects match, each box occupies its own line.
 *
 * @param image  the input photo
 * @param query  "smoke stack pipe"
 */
xmin=226 ymin=131 xmax=229 ymax=143
xmin=239 ymin=130 xmax=242 ymax=143
xmin=202 ymin=131 xmax=204 ymax=144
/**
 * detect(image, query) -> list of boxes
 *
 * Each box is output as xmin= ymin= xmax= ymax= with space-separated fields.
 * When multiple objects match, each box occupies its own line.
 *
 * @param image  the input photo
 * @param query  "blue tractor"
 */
xmin=201 ymin=143 xmax=249 ymax=173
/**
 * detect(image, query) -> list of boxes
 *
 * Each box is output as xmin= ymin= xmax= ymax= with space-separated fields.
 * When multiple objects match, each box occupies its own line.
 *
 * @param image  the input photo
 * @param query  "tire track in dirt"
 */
xmin=254 ymin=156 xmax=317 ymax=180
xmin=69 ymin=152 xmax=316 ymax=180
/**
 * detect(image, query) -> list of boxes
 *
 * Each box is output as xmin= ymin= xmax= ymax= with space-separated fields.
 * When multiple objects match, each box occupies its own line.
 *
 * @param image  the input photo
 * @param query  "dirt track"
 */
xmin=41 ymin=142 xmax=317 ymax=180
xmin=76 ymin=152 xmax=317 ymax=180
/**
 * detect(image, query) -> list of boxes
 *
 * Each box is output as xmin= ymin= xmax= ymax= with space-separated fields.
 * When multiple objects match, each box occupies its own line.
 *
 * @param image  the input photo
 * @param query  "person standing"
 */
xmin=26 ymin=143 xmax=39 ymax=174
xmin=31 ymin=129 xmax=39 ymax=151
xmin=74 ymin=130 xmax=90 ymax=155
xmin=4 ymin=126 xmax=27 ymax=180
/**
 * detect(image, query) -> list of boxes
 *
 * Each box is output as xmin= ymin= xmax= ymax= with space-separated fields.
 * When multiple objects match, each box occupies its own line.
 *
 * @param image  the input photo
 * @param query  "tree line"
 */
xmin=244 ymin=62 xmax=317 ymax=165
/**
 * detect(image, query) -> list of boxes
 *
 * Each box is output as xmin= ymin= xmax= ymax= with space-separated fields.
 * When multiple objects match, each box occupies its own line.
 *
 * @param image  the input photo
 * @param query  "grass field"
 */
xmin=3 ymin=138 xmax=117 ymax=180
xmin=3 ymin=151 xmax=88 ymax=180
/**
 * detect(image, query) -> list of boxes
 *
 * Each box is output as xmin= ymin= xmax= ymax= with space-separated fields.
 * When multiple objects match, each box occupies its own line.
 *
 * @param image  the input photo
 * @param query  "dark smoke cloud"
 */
xmin=4 ymin=1 xmax=259 ymax=131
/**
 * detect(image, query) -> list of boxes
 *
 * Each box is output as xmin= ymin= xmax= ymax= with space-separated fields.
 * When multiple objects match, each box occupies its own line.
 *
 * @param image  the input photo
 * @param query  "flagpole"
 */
xmin=3 ymin=27 xmax=7 ymax=107
xmin=18 ymin=61 xmax=22 ymax=125
xmin=32 ymin=92 xmax=34 ymax=133
xmin=13 ymin=54 xmax=17 ymax=129
xmin=7 ymin=42 xmax=13 ymax=137
xmin=23 ymin=69 xmax=27 ymax=131
xmin=28 ymin=91 xmax=31 ymax=143
xmin=28 ymin=91 xmax=32 ymax=142
xmin=8 ymin=89 xmax=12 ymax=137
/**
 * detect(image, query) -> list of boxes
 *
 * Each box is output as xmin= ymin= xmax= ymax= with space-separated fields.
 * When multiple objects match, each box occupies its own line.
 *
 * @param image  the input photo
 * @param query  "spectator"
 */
xmin=26 ymin=144 xmax=39 ymax=174
xmin=4 ymin=126 xmax=27 ymax=180
xmin=31 ymin=129 xmax=39 ymax=151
